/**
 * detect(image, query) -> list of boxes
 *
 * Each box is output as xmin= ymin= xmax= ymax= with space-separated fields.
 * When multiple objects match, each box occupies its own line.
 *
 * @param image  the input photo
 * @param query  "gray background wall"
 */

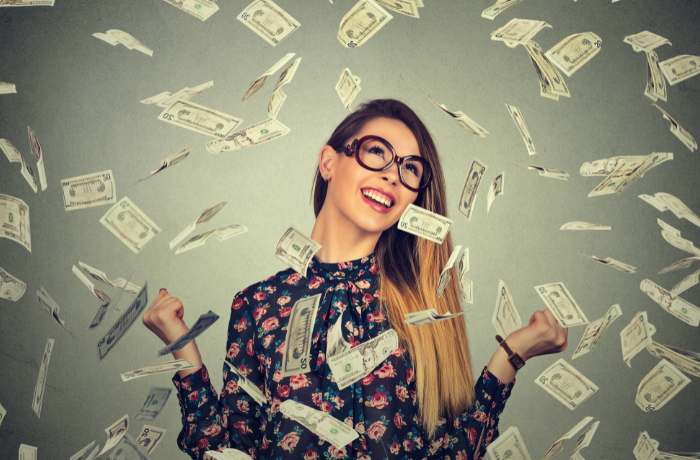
xmin=1 ymin=0 xmax=699 ymax=458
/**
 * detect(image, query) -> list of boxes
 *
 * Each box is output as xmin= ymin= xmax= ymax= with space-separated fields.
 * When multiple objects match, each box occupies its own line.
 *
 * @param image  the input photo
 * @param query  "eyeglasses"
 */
xmin=341 ymin=135 xmax=432 ymax=192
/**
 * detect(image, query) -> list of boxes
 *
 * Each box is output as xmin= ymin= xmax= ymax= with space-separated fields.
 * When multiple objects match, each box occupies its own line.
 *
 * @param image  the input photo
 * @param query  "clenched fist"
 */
xmin=507 ymin=308 xmax=568 ymax=361
xmin=142 ymin=288 xmax=189 ymax=345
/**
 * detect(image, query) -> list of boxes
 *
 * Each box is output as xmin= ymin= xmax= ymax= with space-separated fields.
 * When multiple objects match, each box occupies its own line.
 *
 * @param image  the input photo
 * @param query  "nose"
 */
xmin=380 ymin=160 xmax=401 ymax=185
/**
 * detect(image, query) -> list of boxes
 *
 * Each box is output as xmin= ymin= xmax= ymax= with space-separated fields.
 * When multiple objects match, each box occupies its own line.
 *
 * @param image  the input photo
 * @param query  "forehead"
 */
xmin=354 ymin=117 xmax=421 ymax=157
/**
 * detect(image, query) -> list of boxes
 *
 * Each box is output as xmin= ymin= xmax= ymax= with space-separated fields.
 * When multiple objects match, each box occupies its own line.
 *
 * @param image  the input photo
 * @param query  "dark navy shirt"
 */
xmin=172 ymin=251 xmax=516 ymax=459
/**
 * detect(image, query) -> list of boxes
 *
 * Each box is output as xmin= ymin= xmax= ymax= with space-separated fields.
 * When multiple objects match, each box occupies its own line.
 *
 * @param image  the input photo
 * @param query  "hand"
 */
xmin=142 ymin=288 xmax=189 ymax=345
xmin=505 ymin=308 xmax=568 ymax=361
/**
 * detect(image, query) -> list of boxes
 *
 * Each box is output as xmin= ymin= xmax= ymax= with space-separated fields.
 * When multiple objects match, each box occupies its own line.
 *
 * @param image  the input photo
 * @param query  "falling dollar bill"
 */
xmin=135 ymin=424 xmax=166 ymax=455
xmin=18 ymin=444 xmax=37 ymax=460
xmin=0 ymin=81 xmax=16 ymax=94
xmin=237 ymin=0 xmax=300 ymax=47
xmin=335 ymin=67 xmax=362 ymax=110
xmin=437 ymin=245 xmax=464 ymax=297
xmin=481 ymin=0 xmax=522 ymax=21
xmin=586 ymin=152 xmax=673 ymax=197
xmin=98 ymin=414 xmax=129 ymax=457
xmin=158 ymin=310 xmax=219 ymax=355
xmin=651 ymin=104 xmax=697 ymax=152
xmin=98 ymin=283 xmax=148 ymax=360
xmin=377 ymin=0 xmax=421 ymax=17
xmin=141 ymin=81 xmax=213 ymax=107
xmin=26 ymin=126 xmax=47 ymax=192
xmin=205 ymin=448 xmax=254 ymax=460
xmin=545 ymin=32 xmax=602 ymax=77
xmin=160 ymin=0 xmax=219 ymax=21
xmin=337 ymin=0 xmax=393 ymax=48
xmin=158 ymin=99 xmax=243 ymax=138
xmin=542 ymin=416 xmax=596 ymax=460
xmin=644 ymin=49 xmax=667 ymax=102
xmin=61 ymin=169 xmax=116 ymax=211
xmin=669 ymin=268 xmax=700 ymax=297
xmin=640 ymin=278 xmax=700 ymax=327
xmin=224 ymin=358 xmax=267 ymax=405
xmin=206 ymin=118 xmax=291 ymax=154
xmin=571 ymin=303 xmax=622 ymax=360
xmin=0 ymin=138 xmax=39 ymax=193
xmin=405 ymin=308 xmax=463 ymax=326
xmin=0 ymin=193 xmax=31 ymax=252
xmin=36 ymin=286 xmax=69 ymax=330
xmin=526 ymin=164 xmax=570 ymax=180
xmin=620 ymin=311 xmax=656 ymax=366
xmin=633 ymin=431 xmax=659 ymax=460
xmin=623 ymin=30 xmax=671 ymax=53
xmin=92 ymin=29 xmax=153 ymax=56
xmin=242 ymin=52 xmax=296 ymax=101
xmin=560 ymin=221 xmax=611 ymax=231
xmin=139 ymin=146 xmax=191 ymax=181
xmin=170 ymin=201 xmax=228 ymax=250
xmin=122 ymin=359 xmax=196 ymax=382
xmin=486 ymin=425 xmax=533 ymax=460
xmin=280 ymin=399 xmax=359 ymax=448
xmin=534 ymin=281 xmax=589 ymax=327
xmin=328 ymin=328 xmax=398 ymax=389
xmin=175 ymin=224 xmax=248 ymax=255
xmin=398 ymin=203 xmax=453 ymax=244
xmin=647 ymin=340 xmax=700 ymax=378
xmin=523 ymin=40 xmax=571 ymax=100
xmin=136 ymin=387 xmax=172 ymax=420
xmin=506 ymin=104 xmax=536 ymax=156
xmin=100 ymin=197 xmax=161 ymax=254
xmin=32 ymin=337 xmax=54 ymax=418
xmin=535 ymin=358 xmax=599 ymax=410
xmin=589 ymin=255 xmax=638 ymax=273
xmin=635 ymin=358 xmax=690 ymax=412
xmin=492 ymin=280 xmax=522 ymax=338
xmin=69 ymin=440 xmax=100 ymax=460
xmin=639 ymin=192 xmax=700 ymax=228
xmin=104 ymin=434 xmax=148 ymax=460
xmin=459 ymin=159 xmax=487 ymax=220
xmin=430 ymin=98 xmax=490 ymax=138
xmin=274 ymin=227 xmax=322 ymax=278
xmin=76 ymin=261 xmax=141 ymax=294
xmin=487 ymin=172 xmax=504 ymax=214
xmin=0 ymin=0 xmax=54 ymax=5
xmin=268 ymin=56 xmax=301 ymax=119
xmin=281 ymin=294 xmax=321 ymax=377
xmin=491 ymin=18 xmax=552 ymax=47
xmin=659 ymin=54 xmax=700 ymax=86
xmin=656 ymin=218 xmax=700 ymax=257
xmin=0 ymin=266 xmax=27 ymax=301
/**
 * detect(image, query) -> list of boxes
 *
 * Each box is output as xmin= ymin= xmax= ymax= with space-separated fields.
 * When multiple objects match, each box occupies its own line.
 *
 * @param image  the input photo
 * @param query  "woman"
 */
xmin=143 ymin=98 xmax=568 ymax=459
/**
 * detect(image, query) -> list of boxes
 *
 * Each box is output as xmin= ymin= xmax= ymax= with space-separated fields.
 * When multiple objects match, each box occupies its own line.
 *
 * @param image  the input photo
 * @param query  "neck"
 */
xmin=310 ymin=202 xmax=379 ymax=263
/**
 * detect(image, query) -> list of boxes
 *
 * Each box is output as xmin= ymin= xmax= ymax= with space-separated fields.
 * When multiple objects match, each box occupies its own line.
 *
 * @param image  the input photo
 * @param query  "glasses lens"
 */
xmin=358 ymin=138 xmax=392 ymax=169
xmin=400 ymin=158 xmax=426 ymax=190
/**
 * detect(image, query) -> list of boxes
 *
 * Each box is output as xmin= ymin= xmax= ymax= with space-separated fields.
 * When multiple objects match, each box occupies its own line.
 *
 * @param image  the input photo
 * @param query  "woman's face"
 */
xmin=321 ymin=116 xmax=422 ymax=234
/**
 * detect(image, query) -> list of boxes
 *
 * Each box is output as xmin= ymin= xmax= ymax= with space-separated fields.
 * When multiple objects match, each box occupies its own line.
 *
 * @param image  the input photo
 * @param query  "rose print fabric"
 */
xmin=172 ymin=251 xmax=516 ymax=459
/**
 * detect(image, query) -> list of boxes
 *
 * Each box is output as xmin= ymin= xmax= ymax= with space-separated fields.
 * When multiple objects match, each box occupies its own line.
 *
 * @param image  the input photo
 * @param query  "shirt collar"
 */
xmin=307 ymin=250 xmax=377 ymax=280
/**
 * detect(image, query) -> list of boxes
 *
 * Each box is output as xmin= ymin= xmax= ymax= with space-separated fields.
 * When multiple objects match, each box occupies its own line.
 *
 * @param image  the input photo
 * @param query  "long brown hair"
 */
xmin=310 ymin=98 xmax=475 ymax=438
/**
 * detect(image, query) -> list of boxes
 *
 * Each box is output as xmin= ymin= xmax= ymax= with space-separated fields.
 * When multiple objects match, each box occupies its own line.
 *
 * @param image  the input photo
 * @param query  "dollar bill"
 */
xmin=175 ymin=224 xmax=248 ymax=255
xmin=0 ymin=138 xmax=39 ymax=193
xmin=326 ymin=314 xmax=352 ymax=358
xmin=98 ymin=283 xmax=149 ymax=360
xmin=535 ymin=358 xmax=599 ymax=410
xmin=635 ymin=358 xmax=690 ymax=412
xmin=560 ymin=221 xmax=611 ymax=231
xmin=100 ymin=197 xmax=161 ymax=254
xmin=104 ymin=433 xmax=148 ymax=460
xmin=268 ymin=56 xmax=301 ymax=119
xmin=656 ymin=218 xmax=700 ymax=257
xmin=640 ymin=278 xmax=700 ymax=327
xmin=18 ymin=444 xmax=37 ymax=460
xmin=542 ymin=416 xmax=595 ymax=460
xmin=659 ymin=256 xmax=700 ymax=275
xmin=506 ymin=104 xmax=536 ymax=155
xmin=338 ymin=0 xmax=393 ymax=48
xmin=587 ymin=152 xmax=673 ymax=197
xmin=571 ymin=303 xmax=622 ymax=360
xmin=170 ymin=201 xmax=228 ymax=250
xmin=335 ymin=67 xmax=362 ymax=110
xmin=237 ymin=0 xmax=300 ymax=47
xmin=0 ymin=266 xmax=26 ymax=301
xmin=69 ymin=440 xmax=100 ymax=460
xmin=459 ymin=159 xmax=488 ymax=219
xmin=135 ymin=424 xmax=165 ymax=455
xmin=160 ymin=0 xmax=219 ymax=21
xmin=647 ymin=340 xmax=700 ymax=378
xmin=486 ymin=425 xmax=532 ymax=460
xmin=280 ymin=399 xmax=359 ymax=449
xmin=492 ymin=280 xmax=522 ymax=338
xmin=527 ymin=164 xmax=569 ymax=180
xmin=437 ymin=244 xmax=464 ymax=296
xmin=0 ymin=401 xmax=5 ymax=427
xmin=158 ymin=310 xmax=219 ymax=356
xmin=405 ymin=308 xmax=464 ymax=326
xmin=0 ymin=81 xmax=16 ymax=93
xmin=158 ymin=99 xmax=243 ymax=138
xmin=573 ymin=419 xmax=600 ymax=458
xmin=61 ymin=169 xmax=116 ymax=211
xmin=224 ymin=358 xmax=267 ymax=405
xmin=139 ymin=146 xmax=191 ymax=181
xmin=92 ymin=29 xmax=153 ymax=56
xmin=545 ymin=32 xmax=602 ymax=77
xmin=206 ymin=118 xmax=291 ymax=154
xmin=659 ymin=54 xmax=700 ymax=86
xmin=620 ymin=311 xmax=656 ymax=366
xmin=640 ymin=191 xmax=700 ymax=227
xmin=523 ymin=40 xmax=571 ymax=100
xmin=460 ymin=275 xmax=474 ymax=306
xmin=633 ymin=431 xmax=660 ymax=460
xmin=121 ymin=359 xmax=194 ymax=382
xmin=398 ymin=203 xmax=453 ymax=244
xmin=242 ymin=52 xmax=296 ymax=101
xmin=481 ymin=0 xmax=522 ymax=21
xmin=0 ymin=193 xmax=31 ymax=252
xmin=0 ymin=0 xmax=54 ymax=5
xmin=26 ymin=126 xmax=47 ymax=191
xmin=651 ymin=104 xmax=697 ymax=152
xmin=136 ymin=386 xmax=173 ymax=420
xmin=487 ymin=172 xmax=504 ymax=214
xmin=97 ymin=414 xmax=129 ymax=457
xmin=76 ymin=261 xmax=141 ymax=294
xmin=37 ymin=286 xmax=68 ymax=330
xmin=644 ymin=50 xmax=667 ymax=102
xmin=32 ymin=337 xmax=54 ymax=418
xmin=491 ymin=18 xmax=552 ymax=47
xmin=589 ymin=255 xmax=637 ymax=273
xmin=670 ymin=268 xmax=700 ymax=297
xmin=141 ymin=80 xmax=214 ymax=107
xmin=281 ymin=294 xmax=321 ymax=377
xmin=430 ymin=98 xmax=489 ymax=138
xmin=274 ymin=227 xmax=321 ymax=278
xmin=328 ymin=328 xmax=398 ymax=389
xmin=534 ymin=281 xmax=589 ymax=327
xmin=623 ymin=30 xmax=671 ymax=53
xmin=205 ymin=448 xmax=254 ymax=460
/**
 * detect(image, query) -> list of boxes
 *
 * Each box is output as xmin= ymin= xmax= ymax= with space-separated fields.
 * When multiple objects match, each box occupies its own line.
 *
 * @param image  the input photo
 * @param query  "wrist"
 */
xmin=505 ymin=332 xmax=531 ymax=362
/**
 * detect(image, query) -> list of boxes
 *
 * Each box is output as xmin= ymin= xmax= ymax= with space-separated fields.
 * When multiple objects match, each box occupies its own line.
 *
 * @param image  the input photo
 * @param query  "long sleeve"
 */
xmin=172 ymin=288 xmax=266 ymax=460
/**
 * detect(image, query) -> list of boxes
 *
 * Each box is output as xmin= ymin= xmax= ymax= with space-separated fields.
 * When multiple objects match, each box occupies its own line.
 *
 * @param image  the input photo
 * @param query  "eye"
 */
xmin=368 ymin=145 xmax=385 ymax=155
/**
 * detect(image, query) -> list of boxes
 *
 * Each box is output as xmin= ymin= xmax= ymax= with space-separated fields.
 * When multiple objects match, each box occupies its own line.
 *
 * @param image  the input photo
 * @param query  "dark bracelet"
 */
xmin=495 ymin=334 xmax=526 ymax=370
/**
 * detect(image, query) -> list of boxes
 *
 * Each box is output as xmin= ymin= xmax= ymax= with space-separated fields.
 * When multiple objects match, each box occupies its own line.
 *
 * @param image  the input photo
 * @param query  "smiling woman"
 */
xmin=149 ymin=98 xmax=567 ymax=460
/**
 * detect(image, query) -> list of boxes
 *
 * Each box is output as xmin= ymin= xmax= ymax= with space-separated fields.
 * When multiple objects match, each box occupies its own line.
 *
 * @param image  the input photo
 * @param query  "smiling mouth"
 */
xmin=361 ymin=188 xmax=394 ymax=208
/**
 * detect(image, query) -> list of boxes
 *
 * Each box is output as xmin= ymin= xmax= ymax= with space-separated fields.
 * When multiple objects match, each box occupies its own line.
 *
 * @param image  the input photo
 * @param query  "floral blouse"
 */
xmin=172 ymin=251 xmax=516 ymax=460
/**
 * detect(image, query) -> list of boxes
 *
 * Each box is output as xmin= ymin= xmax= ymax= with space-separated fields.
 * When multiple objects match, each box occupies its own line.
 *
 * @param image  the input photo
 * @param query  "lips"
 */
xmin=360 ymin=187 xmax=396 ymax=206
xmin=360 ymin=188 xmax=394 ymax=214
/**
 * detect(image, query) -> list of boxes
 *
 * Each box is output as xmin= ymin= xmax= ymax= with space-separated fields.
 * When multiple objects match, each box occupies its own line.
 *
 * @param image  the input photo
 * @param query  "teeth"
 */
xmin=362 ymin=189 xmax=392 ymax=208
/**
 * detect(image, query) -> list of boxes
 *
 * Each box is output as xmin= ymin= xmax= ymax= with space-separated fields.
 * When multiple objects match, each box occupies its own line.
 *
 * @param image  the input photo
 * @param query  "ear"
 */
xmin=318 ymin=144 xmax=338 ymax=180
